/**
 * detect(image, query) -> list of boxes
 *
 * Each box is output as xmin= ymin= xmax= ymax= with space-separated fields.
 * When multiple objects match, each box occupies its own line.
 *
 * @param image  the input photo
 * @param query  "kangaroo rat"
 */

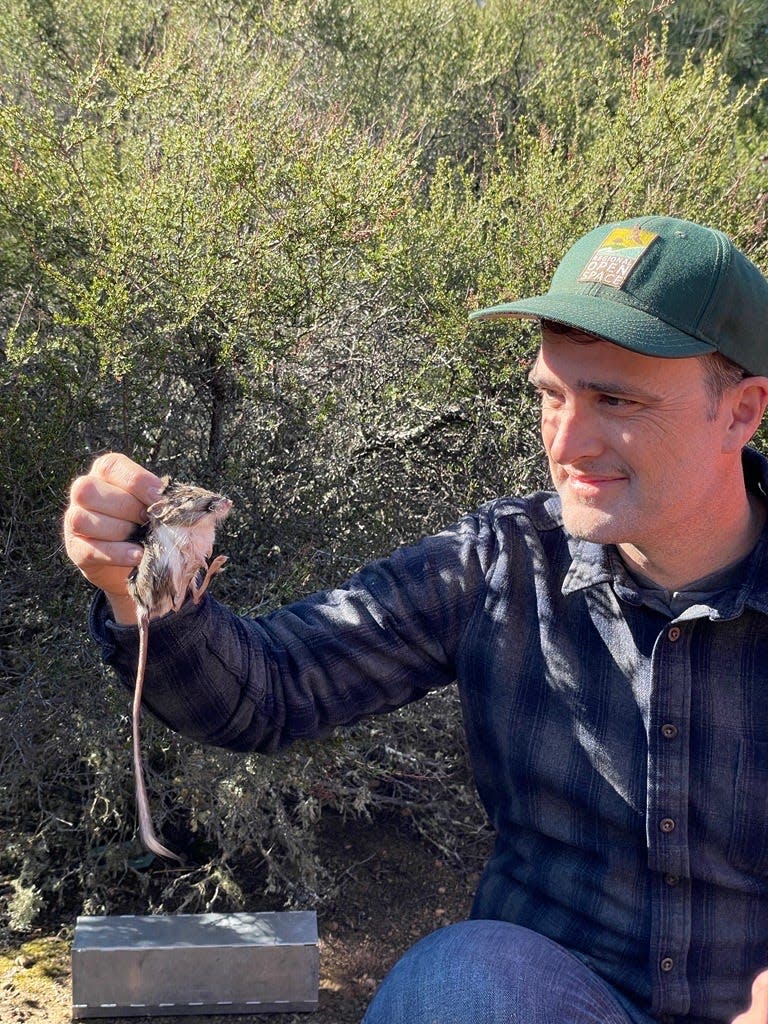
xmin=127 ymin=477 xmax=233 ymax=864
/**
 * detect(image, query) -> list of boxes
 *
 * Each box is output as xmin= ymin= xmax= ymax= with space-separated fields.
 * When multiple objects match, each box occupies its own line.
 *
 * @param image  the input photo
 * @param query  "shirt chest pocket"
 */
xmin=728 ymin=739 xmax=768 ymax=877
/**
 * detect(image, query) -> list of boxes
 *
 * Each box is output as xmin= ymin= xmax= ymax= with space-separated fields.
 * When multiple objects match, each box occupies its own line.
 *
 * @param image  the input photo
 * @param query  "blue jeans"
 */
xmin=362 ymin=920 xmax=655 ymax=1024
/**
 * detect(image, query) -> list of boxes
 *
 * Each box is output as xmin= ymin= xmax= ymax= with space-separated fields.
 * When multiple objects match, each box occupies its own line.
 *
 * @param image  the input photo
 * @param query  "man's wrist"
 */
xmin=106 ymin=593 xmax=138 ymax=626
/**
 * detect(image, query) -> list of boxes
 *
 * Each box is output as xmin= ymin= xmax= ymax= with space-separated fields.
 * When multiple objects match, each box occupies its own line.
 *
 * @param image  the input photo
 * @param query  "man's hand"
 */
xmin=63 ymin=453 xmax=164 ymax=625
xmin=732 ymin=971 xmax=768 ymax=1024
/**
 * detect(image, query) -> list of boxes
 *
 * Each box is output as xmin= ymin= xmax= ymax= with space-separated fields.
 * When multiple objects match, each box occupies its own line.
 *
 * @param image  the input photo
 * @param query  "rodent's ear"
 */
xmin=159 ymin=475 xmax=172 ymax=492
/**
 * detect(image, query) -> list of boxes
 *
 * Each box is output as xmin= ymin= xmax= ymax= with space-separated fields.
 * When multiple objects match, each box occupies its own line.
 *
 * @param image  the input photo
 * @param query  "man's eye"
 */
xmin=600 ymin=394 xmax=633 ymax=407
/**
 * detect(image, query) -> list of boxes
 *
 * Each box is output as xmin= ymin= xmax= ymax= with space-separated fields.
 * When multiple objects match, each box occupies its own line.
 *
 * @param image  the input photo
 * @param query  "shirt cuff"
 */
xmin=88 ymin=589 xmax=206 ymax=667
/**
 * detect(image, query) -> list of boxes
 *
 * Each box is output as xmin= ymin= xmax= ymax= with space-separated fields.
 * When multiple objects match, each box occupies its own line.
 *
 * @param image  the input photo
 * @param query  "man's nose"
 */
xmin=545 ymin=405 xmax=604 ymax=464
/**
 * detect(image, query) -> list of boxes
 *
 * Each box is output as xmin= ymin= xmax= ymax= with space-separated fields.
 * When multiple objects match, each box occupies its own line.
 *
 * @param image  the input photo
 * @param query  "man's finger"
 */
xmin=86 ymin=452 xmax=164 ymax=507
xmin=66 ymin=534 xmax=145 ymax=571
xmin=68 ymin=474 xmax=156 ymax=529
xmin=732 ymin=970 xmax=768 ymax=1024
xmin=65 ymin=504 xmax=141 ymax=543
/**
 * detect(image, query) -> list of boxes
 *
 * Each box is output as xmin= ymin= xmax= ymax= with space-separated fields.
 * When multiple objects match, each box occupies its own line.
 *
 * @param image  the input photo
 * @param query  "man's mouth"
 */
xmin=561 ymin=470 xmax=628 ymax=497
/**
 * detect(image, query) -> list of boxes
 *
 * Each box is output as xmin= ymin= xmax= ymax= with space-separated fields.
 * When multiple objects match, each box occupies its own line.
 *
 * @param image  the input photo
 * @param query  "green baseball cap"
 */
xmin=470 ymin=215 xmax=768 ymax=376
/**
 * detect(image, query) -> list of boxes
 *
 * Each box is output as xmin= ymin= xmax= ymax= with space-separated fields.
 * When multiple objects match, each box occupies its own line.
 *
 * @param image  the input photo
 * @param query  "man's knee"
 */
xmin=362 ymin=920 xmax=643 ymax=1024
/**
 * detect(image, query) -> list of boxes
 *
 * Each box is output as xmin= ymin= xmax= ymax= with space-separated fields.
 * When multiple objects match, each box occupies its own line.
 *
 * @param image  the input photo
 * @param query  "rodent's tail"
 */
xmin=132 ymin=609 xmax=185 ymax=866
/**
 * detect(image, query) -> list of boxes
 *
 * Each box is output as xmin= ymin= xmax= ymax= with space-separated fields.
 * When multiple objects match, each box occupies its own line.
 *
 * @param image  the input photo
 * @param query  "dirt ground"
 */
xmin=0 ymin=813 xmax=489 ymax=1024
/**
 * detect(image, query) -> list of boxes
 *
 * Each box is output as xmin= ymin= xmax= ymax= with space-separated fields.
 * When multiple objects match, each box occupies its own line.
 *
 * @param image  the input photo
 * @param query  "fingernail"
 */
xmin=126 ymin=546 xmax=144 ymax=563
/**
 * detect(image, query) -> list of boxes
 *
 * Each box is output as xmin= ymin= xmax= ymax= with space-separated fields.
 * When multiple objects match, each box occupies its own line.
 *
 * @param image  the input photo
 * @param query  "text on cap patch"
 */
xmin=577 ymin=226 xmax=658 ymax=289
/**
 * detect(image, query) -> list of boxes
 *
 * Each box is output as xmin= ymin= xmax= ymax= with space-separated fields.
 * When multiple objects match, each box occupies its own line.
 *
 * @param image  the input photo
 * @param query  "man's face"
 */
xmin=530 ymin=327 xmax=733 ymax=555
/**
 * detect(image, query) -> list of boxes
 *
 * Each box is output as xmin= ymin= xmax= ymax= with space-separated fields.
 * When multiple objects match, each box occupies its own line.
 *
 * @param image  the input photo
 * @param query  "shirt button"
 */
xmin=667 ymin=626 xmax=681 ymax=642
xmin=664 ymin=873 xmax=681 ymax=886
xmin=660 ymin=817 xmax=676 ymax=833
xmin=660 ymin=956 xmax=675 ymax=972
xmin=661 ymin=723 xmax=679 ymax=740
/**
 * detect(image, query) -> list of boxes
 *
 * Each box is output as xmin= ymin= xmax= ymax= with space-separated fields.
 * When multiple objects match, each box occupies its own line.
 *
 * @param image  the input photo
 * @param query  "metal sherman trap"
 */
xmin=71 ymin=911 xmax=319 ymax=1019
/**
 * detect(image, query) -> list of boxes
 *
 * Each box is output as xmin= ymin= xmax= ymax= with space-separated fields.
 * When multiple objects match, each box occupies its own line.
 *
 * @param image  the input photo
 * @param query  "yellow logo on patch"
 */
xmin=578 ymin=226 xmax=658 ymax=289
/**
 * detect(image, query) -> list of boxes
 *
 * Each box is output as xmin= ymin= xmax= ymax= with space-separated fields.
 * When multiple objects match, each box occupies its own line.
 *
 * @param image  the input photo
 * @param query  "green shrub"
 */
xmin=1 ymin=0 xmax=767 ymax=929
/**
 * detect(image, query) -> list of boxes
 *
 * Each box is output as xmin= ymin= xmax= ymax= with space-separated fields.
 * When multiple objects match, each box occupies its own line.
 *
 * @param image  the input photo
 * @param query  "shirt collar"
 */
xmin=561 ymin=446 xmax=768 ymax=619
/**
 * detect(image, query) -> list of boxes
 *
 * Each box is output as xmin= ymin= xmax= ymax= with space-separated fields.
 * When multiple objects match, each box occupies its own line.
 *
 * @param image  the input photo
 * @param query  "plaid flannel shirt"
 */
xmin=92 ymin=447 xmax=768 ymax=1024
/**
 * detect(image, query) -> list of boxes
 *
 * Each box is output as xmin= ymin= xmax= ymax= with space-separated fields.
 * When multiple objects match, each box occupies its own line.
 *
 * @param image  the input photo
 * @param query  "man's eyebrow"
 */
xmin=527 ymin=368 xmax=663 ymax=402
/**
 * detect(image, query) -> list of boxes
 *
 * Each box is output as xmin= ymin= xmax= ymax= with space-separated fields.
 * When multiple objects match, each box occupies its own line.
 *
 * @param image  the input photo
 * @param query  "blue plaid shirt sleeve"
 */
xmin=90 ymin=506 xmax=498 ymax=752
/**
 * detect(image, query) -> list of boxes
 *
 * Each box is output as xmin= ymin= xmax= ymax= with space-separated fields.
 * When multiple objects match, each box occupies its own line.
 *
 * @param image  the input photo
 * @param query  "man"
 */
xmin=64 ymin=216 xmax=768 ymax=1023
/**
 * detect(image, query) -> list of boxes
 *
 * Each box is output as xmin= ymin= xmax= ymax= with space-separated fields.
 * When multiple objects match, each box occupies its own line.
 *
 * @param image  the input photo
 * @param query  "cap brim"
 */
xmin=470 ymin=294 xmax=717 ymax=360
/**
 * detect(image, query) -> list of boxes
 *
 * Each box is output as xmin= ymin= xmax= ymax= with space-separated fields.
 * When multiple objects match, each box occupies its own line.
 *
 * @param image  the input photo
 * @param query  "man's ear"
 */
xmin=722 ymin=376 xmax=768 ymax=452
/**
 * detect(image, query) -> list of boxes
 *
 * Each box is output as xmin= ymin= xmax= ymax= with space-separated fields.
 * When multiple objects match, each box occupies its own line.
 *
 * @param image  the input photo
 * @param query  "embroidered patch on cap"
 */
xmin=577 ymin=227 xmax=658 ymax=289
